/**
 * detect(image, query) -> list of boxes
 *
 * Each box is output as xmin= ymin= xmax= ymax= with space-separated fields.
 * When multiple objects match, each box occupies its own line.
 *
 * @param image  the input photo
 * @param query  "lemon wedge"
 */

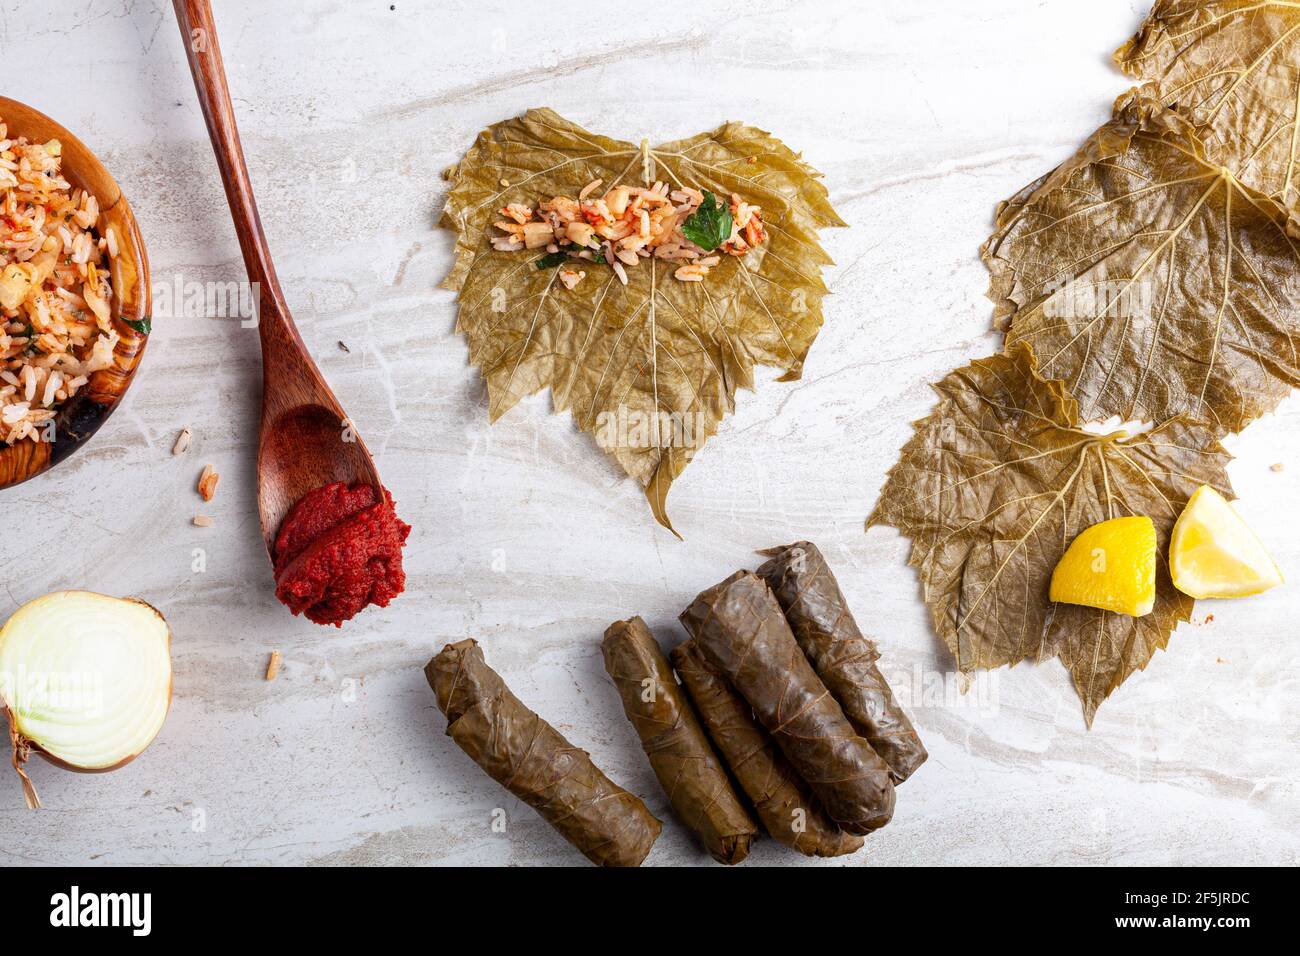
xmin=1049 ymin=516 xmax=1156 ymax=616
xmin=1170 ymin=486 xmax=1283 ymax=599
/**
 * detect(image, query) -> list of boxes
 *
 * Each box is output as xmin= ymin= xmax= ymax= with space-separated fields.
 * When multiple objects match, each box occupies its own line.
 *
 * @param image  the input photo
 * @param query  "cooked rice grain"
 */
xmin=0 ymin=115 xmax=118 ymax=445
xmin=492 ymin=177 xmax=767 ymax=289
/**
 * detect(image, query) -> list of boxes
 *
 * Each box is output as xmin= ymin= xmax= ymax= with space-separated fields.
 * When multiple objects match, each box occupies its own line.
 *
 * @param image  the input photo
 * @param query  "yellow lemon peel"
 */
xmin=1050 ymin=516 xmax=1156 ymax=617
xmin=1170 ymin=486 xmax=1283 ymax=599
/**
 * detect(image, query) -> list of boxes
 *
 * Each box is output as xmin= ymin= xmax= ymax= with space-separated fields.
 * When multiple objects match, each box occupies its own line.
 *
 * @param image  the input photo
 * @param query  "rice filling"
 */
xmin=0 ymin=115 xmax=118 ymax=445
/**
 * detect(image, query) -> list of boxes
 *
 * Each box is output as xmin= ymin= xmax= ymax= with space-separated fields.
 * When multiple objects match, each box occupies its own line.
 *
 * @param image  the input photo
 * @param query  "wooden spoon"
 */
xmin=173 ymin=0 xmax=382 ymax=561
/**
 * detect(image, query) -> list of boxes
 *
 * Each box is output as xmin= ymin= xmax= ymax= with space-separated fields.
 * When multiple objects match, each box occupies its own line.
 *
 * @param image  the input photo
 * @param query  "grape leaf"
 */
xmin=982 ymin=92 xmax=1300 ymax=435
xmin=439 ymin=109 xmax=844 ymax=535
xmin=1116 ymin=0 xmax=1300 ymax=210
xmin=867 ymin=343 xmax=1232 ymax=725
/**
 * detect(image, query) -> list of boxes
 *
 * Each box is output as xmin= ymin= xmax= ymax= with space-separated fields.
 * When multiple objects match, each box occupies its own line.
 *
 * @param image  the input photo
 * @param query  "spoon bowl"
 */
xmin=258 ymin=403 xmax=381 ymax=552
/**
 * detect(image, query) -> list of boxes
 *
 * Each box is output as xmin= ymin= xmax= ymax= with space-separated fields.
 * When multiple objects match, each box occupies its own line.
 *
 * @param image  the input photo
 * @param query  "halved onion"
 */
xmin=0 ymin=591 xmax=172 ymax=808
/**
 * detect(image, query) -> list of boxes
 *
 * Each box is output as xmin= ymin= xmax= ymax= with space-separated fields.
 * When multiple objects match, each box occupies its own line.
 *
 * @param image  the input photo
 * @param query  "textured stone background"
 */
xmin=0 ymin=0 xmax=1296 ymax=866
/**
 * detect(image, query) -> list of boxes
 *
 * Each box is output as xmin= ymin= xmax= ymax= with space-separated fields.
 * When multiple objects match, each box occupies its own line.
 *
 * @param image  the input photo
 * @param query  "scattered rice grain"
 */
xmin=197 ymin=463 xmax=219 ymax=501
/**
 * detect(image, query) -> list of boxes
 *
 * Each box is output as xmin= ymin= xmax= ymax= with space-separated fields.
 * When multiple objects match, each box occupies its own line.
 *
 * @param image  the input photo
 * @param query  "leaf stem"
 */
xmin=640 ymin=138 xmax=653 ymax=185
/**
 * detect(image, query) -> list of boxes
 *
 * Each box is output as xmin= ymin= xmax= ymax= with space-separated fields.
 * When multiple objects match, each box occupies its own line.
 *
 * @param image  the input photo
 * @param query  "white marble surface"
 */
xmin=1 ymin=0 xmax=1297 ymax=866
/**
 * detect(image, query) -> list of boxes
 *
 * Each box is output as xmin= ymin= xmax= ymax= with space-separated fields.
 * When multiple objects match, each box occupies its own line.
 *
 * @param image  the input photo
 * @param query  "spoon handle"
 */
xmin=173 ymin=0 xmax=288 ymax=319
xmin=173 ymin=0 xmax=384 ymax=546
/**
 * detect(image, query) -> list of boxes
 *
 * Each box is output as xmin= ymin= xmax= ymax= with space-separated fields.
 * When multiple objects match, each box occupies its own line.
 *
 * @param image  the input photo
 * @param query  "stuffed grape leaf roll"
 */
xmin=756 ymin=541 xmax=927 ymax=784
xmin=602 ymin=617 xmax=757 ymax=864
xmin=670 ymin=639 xmax=864 ymax=857
xmin=680 ymin=572 xmax=895 ymax=835
xmin=426 ymin=639 xmax=661 ymax=867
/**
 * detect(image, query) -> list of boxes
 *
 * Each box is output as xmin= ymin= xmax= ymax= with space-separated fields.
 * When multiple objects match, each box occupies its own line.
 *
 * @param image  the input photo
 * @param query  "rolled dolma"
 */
xmin=670 ymin=640 xmax=864 ymax=858
xmin=680 ymin=572 xmax=895 ymax=836
xmin=756 ymin=541 xmax=927 ymax=785
xmin=602 ymin=617 xmax=757 ymax=865
xmin=426 ymin=639 xmax=662 ymax=867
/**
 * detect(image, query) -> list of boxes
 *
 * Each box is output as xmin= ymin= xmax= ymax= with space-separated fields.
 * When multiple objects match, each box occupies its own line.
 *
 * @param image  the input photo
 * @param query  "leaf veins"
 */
xmin=868 ymin=343 xmax=1233 ymax=725
xmin=1116 ymin=0 xmax=1300 ymax=211
xmin=982 ymin=92 xmax=1300 ymax=436
xmin=439 ymin=109 xmax=844 ymax=535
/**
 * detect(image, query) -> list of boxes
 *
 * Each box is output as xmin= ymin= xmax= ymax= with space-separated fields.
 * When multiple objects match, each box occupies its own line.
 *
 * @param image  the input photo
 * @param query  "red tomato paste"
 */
xmin=272 ymin=481 xmax=411 ymax=627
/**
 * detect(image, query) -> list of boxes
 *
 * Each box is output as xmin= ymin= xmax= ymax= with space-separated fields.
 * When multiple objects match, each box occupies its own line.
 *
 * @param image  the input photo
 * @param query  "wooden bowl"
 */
xmin=0 ymin=96 xmax=150 ymax=490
